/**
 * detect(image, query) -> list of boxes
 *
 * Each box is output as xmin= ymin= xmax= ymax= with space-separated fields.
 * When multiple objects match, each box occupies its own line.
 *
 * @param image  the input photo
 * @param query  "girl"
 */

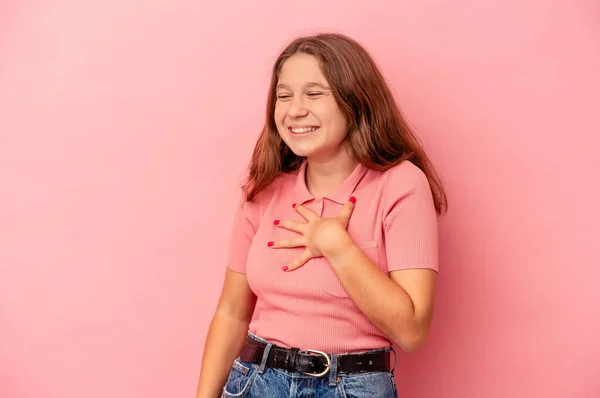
xmin=196 ymin=32 xmax=447 ymax=398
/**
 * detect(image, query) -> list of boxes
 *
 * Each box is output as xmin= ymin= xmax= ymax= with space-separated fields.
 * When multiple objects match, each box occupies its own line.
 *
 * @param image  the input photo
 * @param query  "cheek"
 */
xmin=273 ymin=107 xmax=288 ymax=138
xmin=273 ymin=104 xmax=286 ymax=124
xmin=320 ymin=103 xmax=346 ymax=130
xmin=325 ymin=113 xmax=349 ymax=140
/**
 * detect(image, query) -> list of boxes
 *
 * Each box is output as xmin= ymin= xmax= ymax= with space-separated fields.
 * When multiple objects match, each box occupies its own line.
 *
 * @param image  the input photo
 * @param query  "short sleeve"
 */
xmin=225 ymin=191 xmax=260 ymax=274
xmin=382 ymin=162 xmax=439 ymax=273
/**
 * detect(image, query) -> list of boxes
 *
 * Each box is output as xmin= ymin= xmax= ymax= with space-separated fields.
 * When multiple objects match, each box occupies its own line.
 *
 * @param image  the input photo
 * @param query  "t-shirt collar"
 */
xmin=293 ymin=160 xmax=367 ymax=205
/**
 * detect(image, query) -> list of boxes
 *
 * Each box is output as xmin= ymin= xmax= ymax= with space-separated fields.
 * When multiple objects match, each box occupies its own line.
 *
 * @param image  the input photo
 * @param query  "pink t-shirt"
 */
xmin=226 ymin=160 xmax=438 ymax=354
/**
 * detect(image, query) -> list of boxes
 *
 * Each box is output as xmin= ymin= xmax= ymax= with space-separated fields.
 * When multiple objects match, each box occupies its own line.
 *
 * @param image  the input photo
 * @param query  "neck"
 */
xmin=305 ymin=150 xmax=358 ymax=197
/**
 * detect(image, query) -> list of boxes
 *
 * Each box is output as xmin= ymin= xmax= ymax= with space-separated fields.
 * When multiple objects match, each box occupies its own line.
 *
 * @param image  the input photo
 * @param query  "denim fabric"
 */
xmin=221 ymin=332 xmax=398 ymax=398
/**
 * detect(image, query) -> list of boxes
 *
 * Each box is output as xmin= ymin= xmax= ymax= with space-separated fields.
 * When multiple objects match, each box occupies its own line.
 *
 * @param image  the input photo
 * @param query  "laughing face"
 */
xmin=274 ymin=53 xmax=350 ymax=162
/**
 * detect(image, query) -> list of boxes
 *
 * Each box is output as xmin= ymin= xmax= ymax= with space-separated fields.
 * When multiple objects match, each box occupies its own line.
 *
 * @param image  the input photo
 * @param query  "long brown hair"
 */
xmin=243 ymin=33 xmax=447 ymax=215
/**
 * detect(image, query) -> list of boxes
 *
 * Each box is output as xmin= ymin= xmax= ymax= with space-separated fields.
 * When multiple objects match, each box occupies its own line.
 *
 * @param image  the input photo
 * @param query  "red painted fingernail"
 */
xmin=292 ymin=203 xmax=296 ymax=208
xmin=349 ymin=196 xmax=356 ymax=203
xmin=282 ymin=266 xmax=289 ymax=271
xmin=274 ymin=220 xmax=280 ymax=225
xmin=268 ymin=241 xmax=274 ymax=247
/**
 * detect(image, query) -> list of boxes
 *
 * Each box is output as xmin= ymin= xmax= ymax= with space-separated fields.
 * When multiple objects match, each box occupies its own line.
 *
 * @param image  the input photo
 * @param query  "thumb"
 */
xmin=338 ymin=196 xmax=356 ymax=221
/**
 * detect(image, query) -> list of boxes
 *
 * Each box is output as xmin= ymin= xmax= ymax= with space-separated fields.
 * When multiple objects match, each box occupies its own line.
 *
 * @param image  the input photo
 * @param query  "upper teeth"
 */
xmin=291 ymin=127 xmax=318 ymax=134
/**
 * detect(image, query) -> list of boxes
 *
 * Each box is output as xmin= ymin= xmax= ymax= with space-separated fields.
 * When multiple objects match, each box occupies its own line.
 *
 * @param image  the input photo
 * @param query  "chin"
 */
xmin=282 ymin=136 xmax=336 ymax=160
xmin=287 ymin=147 xmax=314 ymax=158
xmin=290 ymin=147 xmax=334 ymax=162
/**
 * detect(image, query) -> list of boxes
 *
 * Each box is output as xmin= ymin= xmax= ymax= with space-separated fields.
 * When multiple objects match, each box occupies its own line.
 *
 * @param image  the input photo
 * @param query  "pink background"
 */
xmin=1 ymin=1 xmax=599 ymax=397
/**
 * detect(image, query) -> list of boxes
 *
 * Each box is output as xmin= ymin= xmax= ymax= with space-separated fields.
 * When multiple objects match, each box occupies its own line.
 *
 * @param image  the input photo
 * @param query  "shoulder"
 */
xmin=380 ymin=161 xmax=437 ymax=227
xmin=383 ymin=160 xmax=432 ymax=198
xmin=239 ymin=171 xmax=296 ymax=212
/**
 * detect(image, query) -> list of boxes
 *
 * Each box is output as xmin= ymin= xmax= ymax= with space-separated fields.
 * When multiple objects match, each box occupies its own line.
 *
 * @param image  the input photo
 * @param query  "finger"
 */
xmin=338 ymin=196 xmax=356 ymax=221
xmin=283 ymin=250 xmax=313 ymax=272
xmin=268 ymin=237 xmax=306 ymax=249
xmin=293 ymin=203 xmax=319 ymax=222
xmin=274 ymin=219 xmax=307 ymax=234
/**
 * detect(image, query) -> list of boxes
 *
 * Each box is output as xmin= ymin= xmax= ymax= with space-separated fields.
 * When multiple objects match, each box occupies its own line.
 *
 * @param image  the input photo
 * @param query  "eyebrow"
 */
xmin=276 ymin=82 xmax=330 ymax=90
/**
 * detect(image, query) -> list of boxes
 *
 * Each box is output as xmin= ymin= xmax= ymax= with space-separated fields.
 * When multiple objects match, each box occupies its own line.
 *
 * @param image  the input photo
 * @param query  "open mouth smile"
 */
xmin=289 ymin=126 xmax=320 ymax=135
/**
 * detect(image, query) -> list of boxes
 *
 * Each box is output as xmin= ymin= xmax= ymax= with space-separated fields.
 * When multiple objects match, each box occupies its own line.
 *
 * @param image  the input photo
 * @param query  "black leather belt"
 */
xmin=239 ymin=337 xmax=391 ymax=377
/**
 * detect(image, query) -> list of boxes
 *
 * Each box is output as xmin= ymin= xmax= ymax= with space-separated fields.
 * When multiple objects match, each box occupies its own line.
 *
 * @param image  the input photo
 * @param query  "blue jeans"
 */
xmin=221 ymin=332 xmax=398 ymax=398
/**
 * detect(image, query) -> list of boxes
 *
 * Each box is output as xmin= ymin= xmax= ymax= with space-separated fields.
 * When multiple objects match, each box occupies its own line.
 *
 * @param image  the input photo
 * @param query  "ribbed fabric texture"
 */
xmin=227 ymin=160 xmax=438 ymax=354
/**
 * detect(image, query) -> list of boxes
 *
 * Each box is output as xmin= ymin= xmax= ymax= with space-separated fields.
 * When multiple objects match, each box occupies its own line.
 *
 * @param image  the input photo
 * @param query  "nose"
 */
xmin=287 ymin=96 xmax=309 ymax=118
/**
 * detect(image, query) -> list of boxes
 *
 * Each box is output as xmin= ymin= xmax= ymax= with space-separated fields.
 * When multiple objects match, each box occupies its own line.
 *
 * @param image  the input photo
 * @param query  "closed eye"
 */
xmin=307 ymin=92 xmax=324 ymax=98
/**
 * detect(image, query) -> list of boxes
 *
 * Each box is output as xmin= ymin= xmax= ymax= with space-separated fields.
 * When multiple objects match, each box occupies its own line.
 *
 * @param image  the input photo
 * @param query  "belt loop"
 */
xmin=258 ymin=342 xmax=273 ymax=374
xmin=286 ymin=348 xmax=299 ymax=372
xmin=328 ymin=354 xmax=339 ymax=386
xmin=390 ymin=345 xmax=398 ymax=374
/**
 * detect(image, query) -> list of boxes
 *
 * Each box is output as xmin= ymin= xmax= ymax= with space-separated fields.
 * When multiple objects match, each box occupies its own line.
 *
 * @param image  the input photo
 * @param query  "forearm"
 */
xmin=323 ymin=236 xmax=430 ymax=351
xmin=196 ymin=310 xmax=250 ymax=398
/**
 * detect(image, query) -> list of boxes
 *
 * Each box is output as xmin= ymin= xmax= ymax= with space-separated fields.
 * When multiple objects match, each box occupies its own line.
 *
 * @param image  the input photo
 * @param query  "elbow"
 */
xmin=396 ymin=334 xmax=426 ymax=353
xmin=391 ymin=323 xmax=431 ymax=353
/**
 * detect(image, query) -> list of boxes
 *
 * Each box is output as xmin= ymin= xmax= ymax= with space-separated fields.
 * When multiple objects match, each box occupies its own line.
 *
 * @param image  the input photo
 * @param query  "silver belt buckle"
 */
xmin=300 ymin=349 xmax=331 ymax=377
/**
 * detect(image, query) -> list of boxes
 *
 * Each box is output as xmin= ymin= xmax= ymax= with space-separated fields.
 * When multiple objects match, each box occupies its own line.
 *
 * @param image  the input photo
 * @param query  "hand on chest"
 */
xmin=245 ymin=199 xmax=384 ymax=299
